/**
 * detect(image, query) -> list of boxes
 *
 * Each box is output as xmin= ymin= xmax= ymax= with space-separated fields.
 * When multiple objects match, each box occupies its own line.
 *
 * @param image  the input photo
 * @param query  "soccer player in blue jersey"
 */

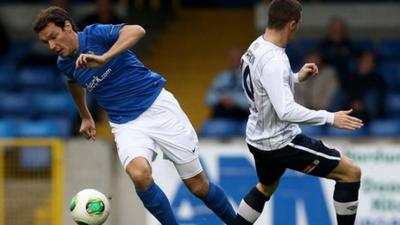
xmin=33 ymin=6 xmax=235 ymax=225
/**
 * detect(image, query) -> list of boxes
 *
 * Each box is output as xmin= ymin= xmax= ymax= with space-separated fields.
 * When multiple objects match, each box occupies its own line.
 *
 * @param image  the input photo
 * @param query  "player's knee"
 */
xmin=130 ymin=168 xmax=152 ymax=184
xmin=189 ymin=180 xmax=209 ymax=198
xmin=126 ymin=159 xmax=153 ymax=188
xmin=339 ymin=162 xmax=362 ymax=183
xmin=349 ymin=163 xmax=362 ymax=181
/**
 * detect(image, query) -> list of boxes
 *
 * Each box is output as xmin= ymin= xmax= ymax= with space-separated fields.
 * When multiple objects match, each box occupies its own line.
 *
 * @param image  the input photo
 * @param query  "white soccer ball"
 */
xmin=69 ymin=189 xmax=110 ymax=225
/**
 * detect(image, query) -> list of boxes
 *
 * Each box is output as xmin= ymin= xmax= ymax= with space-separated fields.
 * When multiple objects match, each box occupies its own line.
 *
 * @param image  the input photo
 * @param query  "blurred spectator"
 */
xmin=206 ymin=48 xmax=249 ymax=121
xmin=295 ymin=49 xmax=339 ymax=110
xmin=346 ymin=50 xmax=386 ymax=124
xmin=77 ymin=0 xmax=124 ymax=29
xmin=318 ymin=17 xmax=356 ymax=91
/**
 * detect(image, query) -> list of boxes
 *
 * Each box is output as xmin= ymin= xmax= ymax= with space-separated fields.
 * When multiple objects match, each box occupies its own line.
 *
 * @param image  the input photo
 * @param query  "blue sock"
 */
xmin=136 ymin=182 xmax=178 ymax=225
xmin=199 ymin=182 xmax=236 ymax=225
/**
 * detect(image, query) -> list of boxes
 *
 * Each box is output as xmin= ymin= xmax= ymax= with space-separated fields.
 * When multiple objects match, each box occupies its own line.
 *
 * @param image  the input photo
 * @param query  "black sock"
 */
xmin=236 ymin=187 xmax=270 ymax=225
xmin=334 ymin=182 xmax=360 ymax=225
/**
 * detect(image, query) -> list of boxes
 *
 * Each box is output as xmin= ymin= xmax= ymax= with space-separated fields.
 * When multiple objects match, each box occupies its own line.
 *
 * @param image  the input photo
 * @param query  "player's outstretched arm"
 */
xmin=67 ymin=82 xmax=96 ymax=140
xmin=261 ymin=60 xmax=334 ymax=126
xmin=76 ymin=25 xmax=146 ymax=68
xmin=333 ymin=109 xmax=364 ymax=130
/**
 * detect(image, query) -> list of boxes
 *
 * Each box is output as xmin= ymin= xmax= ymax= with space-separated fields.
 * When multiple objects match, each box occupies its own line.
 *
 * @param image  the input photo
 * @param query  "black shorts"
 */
xmin=248 ymin=134 xmax=341 ymax=186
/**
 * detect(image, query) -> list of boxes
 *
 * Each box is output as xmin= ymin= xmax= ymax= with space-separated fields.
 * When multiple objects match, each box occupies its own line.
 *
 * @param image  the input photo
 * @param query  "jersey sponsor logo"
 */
xmin=85 ymin=68 xmax=112 ymax=92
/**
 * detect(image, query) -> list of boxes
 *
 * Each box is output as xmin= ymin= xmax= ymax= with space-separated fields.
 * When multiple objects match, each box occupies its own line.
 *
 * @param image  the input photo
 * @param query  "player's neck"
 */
xmin=264 ymin=28 xmax=289 ymax=48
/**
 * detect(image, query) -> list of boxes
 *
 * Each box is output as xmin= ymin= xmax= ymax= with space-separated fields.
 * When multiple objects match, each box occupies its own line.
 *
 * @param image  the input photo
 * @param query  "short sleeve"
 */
xmin=87 ymin=23 xmax=125 ymax=46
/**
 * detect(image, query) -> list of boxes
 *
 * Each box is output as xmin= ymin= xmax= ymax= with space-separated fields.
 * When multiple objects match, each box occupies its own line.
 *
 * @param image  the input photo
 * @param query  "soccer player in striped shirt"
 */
xmin=236 ymin=1 xmax=363 ymax=225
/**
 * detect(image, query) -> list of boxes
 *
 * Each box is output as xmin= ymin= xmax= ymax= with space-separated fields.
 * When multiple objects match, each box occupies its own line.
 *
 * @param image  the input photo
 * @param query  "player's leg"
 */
xmin=236 ymin=144 xmax=286 ymax=225
xmin=110 ymin=118 xmax=178 ymax=225
xmin=285 ymin=134 xmax=361 ymax=225
xmin=150 ymin=89 xmax=236 ymax=224
xmin=235 ymin=181 xmax=279 ymax=225
xmin=125 ymin=157 xmax=178 ymax=225
xmin=326 ymin=155 xmax=361 ymax=225
xmin=178 ymin=160 xmax=236 ymax=225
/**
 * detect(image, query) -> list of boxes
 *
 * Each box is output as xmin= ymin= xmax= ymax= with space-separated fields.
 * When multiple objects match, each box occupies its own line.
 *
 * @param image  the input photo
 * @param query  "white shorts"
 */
xmin=110 ymin=89 xmax=203 ymax=179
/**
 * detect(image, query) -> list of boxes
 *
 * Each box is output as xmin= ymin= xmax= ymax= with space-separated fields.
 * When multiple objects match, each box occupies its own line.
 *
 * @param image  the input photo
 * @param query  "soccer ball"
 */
xmin=69 ymin=189 xmax=110 ymax=225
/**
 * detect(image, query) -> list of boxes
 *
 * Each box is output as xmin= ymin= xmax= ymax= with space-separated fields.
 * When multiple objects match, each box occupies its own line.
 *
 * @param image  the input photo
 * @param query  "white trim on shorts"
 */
xmin=288 ymin=143 xmax=341 ymax=161
xmin=174 ymin=157 xmax=203 ymax=180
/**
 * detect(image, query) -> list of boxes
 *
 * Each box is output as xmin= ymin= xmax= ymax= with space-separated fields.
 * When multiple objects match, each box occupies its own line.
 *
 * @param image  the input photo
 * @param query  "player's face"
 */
xmin=38 ymin=22 xmax=76 ymax=57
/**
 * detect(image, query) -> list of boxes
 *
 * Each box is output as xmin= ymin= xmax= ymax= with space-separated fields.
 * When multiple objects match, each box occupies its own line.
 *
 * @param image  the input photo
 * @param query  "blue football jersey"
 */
xmin=57 ymin=24 xmax=166 ymax=124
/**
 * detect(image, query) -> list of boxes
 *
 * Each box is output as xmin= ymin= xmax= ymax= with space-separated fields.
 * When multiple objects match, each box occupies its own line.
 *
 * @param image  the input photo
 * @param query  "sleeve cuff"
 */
xmin=293 ymin=72 xmax=299 ymax=83
xmin=325 ymin=112 xmax=335 ymax=125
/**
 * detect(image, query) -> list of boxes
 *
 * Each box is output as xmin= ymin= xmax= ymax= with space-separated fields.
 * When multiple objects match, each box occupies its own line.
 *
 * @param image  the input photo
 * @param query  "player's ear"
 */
xmin=64 ymin=20 xmax=72 ymax=32
xmin=288 ymin=20 xmax=298 ymax=32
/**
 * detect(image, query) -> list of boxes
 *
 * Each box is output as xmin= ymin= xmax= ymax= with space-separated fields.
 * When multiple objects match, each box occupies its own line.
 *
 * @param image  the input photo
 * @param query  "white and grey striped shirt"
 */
xmin=241 ymin=36 xmax=334 ymax=151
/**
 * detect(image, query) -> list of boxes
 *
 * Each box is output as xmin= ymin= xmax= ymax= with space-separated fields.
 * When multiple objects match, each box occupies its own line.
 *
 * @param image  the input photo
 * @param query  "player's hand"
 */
xmin=298 ymin=63 xmax=318 ymax=82
xmin=80 ymin=118 xmax=96 ymax=141
xmin=76 ymin=53 xmax=108 ymax=68
xmin=333 ymin=109 xmax=364 ymax=130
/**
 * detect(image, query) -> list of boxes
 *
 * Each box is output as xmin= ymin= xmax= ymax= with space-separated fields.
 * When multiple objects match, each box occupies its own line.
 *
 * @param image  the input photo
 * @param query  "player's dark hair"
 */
xmin=268 ymin=0 xmax=302 ymax=30
xmin=33 ymin=6 xmax=78 ymax=33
